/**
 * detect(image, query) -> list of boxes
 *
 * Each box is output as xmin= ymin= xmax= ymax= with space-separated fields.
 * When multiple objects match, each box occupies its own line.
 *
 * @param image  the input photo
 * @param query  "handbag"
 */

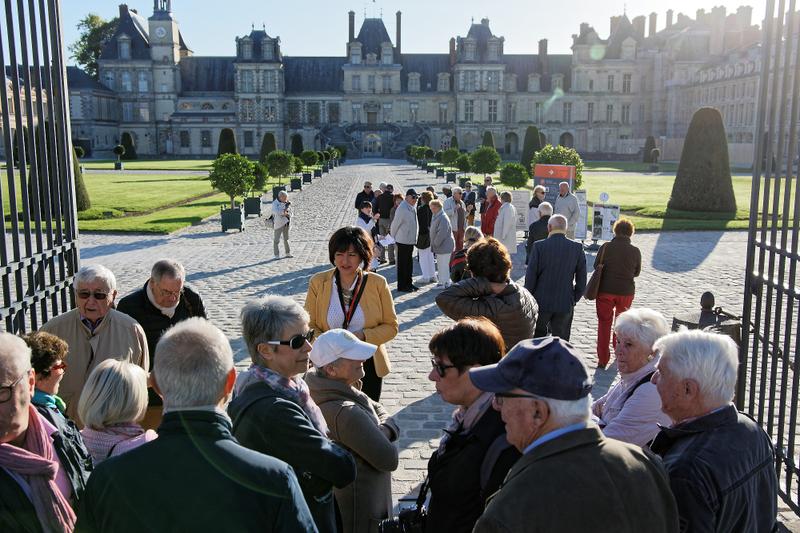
xmin=378 ymin=476 xmax=429 ymax=533
xmin=585 ymin=244 xmax=606 ymax=301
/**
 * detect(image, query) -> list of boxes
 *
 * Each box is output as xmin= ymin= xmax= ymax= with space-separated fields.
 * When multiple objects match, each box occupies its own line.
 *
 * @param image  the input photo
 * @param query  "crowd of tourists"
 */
xmin=0 ymin=175 xmax=780 ymax=533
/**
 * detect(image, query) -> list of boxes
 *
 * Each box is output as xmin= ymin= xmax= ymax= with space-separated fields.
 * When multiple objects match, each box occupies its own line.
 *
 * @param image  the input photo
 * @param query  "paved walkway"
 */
xmin=76 ymin=159 xmax=798 ymax=528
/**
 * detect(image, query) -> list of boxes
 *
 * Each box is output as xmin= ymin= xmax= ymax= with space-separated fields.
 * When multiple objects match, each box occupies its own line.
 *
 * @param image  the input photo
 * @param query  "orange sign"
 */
xmin=533 ymin=164 xmax=576 ymax=180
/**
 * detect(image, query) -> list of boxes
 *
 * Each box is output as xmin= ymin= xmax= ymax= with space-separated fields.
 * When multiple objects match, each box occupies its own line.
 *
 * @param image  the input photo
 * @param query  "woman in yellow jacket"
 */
xmin=305 ymin=226 xmax=399 ymax=401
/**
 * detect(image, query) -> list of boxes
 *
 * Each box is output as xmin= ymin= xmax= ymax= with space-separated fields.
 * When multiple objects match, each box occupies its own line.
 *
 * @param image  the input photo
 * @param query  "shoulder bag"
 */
xmin=585 ymin=244 xmax=606 ymax=301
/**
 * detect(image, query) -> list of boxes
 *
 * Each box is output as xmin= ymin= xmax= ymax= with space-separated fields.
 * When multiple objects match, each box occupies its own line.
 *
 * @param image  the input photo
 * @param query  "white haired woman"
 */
xmin=591 ymin=308 xmax=672 ymax=446
xmin=78 ymin=359 xmax=157 ymax=464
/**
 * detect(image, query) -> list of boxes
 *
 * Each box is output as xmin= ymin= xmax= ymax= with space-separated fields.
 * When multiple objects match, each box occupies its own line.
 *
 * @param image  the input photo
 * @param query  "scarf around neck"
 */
xmin=358 ymin=211 xmax=372 ymax=224
xmin=236 ymin=365 xmax=329 ymax=436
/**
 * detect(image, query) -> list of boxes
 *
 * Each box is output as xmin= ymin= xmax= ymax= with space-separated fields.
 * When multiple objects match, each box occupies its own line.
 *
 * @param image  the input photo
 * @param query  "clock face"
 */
xmin=155 ymin=27 xmax=167 ymax=38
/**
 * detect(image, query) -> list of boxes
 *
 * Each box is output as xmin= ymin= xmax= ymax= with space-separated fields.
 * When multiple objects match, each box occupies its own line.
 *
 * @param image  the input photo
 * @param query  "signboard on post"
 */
xmin=532 ymin=164 xmax=576 ymax=205
xmin=575 ymin=190 xmax=588 ymax=241
xmin=510 ymin=190 xmax=531 ymax=231
xmin=592 ymin=204 xmax=620 ymax=241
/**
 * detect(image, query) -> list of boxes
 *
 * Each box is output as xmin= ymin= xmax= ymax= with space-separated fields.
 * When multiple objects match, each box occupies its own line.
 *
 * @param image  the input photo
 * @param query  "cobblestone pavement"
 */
xmin=75 ymin=160 xmax=798 ymax=528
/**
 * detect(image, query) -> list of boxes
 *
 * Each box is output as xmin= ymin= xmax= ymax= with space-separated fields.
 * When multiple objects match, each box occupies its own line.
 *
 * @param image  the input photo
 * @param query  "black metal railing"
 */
xmin=0 ymin=0 xmax=78 ymax=333
xmin=740 ymin=0 xmax=800 ymax=515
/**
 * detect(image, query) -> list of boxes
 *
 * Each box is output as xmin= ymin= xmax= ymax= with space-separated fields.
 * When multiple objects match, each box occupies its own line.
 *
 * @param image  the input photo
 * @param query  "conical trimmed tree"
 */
xmin=642 ymin=136 xmax=656 ymax=163
xmin=217 ymin=128 xmax=238 ymax=157
xmin=290 ymin=135 xmax=303 ymax=156
xmin=260 ymin=132 xmax=277 ymax=163
xmin=120 ymin=132 xmax=137 ymax=160
xmin=450 ymin=135 xmax=459 ymax=150
xmin=520 ymin=126 xmax=542 ymax=175
xmin=73 ymin=146 xmax=91 ymax=212
xmin=668 ymin=107 xmax=736 ymax=213
xmin=482 ymin=131 xmax=495 ymax=149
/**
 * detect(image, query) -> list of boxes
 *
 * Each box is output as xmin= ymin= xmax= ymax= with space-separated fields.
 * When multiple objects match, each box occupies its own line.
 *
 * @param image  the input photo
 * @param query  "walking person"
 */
xmin=429 ymin=199 xmax=455 ymax=288
xmin=390 ymin=189 xmax=420 ymax=293
xmin=494 ymin=191 xmax=518 ymax=256
xmin=416 ymin=191 xmax=436 ymax=284
xmin=272 ymin=190 xmax=292 ymax=259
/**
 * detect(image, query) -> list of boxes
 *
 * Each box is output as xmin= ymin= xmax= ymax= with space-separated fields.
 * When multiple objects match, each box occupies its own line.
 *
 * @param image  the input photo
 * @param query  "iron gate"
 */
xmin=0 ymin=0 xmax=79 ymax=333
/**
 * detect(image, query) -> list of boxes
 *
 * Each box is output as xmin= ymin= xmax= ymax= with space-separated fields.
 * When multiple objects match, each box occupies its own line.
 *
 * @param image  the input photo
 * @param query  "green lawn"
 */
xmin=584 ymin=161 xmax=679 ymax=173
xmin=81 ymin=159 xmax=214 ymax=171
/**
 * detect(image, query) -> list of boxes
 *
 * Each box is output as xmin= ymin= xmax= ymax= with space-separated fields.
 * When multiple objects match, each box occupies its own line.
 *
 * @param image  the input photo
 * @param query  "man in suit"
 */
xmin=75 ymin=318 xmax=316 ymax=533
xmin=524 ymin=214 xmax=586 ymax=340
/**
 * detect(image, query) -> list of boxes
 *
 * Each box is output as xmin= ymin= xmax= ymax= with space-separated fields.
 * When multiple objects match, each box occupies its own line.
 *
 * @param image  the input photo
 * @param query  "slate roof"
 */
xmin=100 ymin=7 xmax=151 ymax=61
xmin=355 ymin=18 xmax=393 ymax=59
xmin=504 ymin=54 xmax=571 ymax=92
xmin=604 ymin=16 xmax=643 ymax=59
xmin=400 ymin=54 xmax=450 ymax=92
xmin=284 ymin=57 xmax=345 ymax=93
xmin=66 ymin=66 xmax=114 ymax=92
xmin=179 ymin=57 xmax=235 ymax=93
xmin=237 ymin=29 xmax=278 ymax=61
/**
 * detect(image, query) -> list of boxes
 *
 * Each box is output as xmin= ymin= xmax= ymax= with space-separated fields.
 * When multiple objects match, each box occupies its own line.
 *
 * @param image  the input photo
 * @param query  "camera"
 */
xmin=378 ymin=507 xmax=427 ymax=533
xmin=284 ymin=201 xmax=291 ymax=207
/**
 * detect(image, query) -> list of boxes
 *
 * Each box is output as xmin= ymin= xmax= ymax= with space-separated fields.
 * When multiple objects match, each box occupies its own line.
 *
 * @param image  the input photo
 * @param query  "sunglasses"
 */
xmin=492 ymin=391 xmax=538 ymax=406
xmin=265 ymin=330 xmax=315 ymax=350
xmin=430 ymin=358 xmax=457 ymax=377
xmin=50 ymin=362 xmax=68 ymax=372
xmin=76 ymin=290 xmax=109 ymax=300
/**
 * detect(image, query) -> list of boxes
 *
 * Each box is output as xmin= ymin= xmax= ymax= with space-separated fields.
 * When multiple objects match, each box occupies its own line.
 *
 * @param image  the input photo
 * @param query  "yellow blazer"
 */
xmin=305 ymin=268 xmax=398 ymax=377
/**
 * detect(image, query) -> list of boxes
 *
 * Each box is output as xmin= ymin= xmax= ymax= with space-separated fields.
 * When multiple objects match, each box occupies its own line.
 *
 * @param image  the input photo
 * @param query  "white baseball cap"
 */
xmin=309 ymin=329 xmax=376 ymax=368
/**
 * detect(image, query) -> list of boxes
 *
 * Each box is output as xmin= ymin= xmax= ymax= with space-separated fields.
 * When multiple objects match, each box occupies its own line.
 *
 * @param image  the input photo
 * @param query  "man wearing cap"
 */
xmin=390 ymin=189 xmax=420 ymax=292
xmin=470 ymin=337 xmax=679 ymax=533
xmin=305 ymin=329 xmax=400 ymax=533
xmin=355 ymin=182 xmax=375 ymax=211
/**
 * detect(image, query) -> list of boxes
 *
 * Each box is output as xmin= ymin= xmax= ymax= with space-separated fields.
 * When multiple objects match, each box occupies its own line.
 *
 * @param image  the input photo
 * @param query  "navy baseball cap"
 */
xmin=469 ymin=337 xmax=592 ymax=400
xmin=406 ymin=189 xmax=419 ymax=198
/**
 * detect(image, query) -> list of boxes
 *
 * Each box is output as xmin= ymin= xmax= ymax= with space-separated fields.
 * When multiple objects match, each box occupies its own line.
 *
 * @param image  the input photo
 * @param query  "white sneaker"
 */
xmin=286 ymin=254 xmax=293 ymax=258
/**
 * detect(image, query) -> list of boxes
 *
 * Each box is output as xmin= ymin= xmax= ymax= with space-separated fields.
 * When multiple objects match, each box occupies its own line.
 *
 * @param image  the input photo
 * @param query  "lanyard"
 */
xmin=334 ymin=270 xmax=368 ymax=330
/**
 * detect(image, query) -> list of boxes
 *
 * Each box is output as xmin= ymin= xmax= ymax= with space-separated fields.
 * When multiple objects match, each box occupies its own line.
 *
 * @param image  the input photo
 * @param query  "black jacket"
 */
xmin=525 ymin=215 xmax=550 ymax=261
xmin=0 ymin=468 xmax=40 ymax=533
xmin=376 ymin=191 xmax=395 ymax=219
xmin=75 ymin=410 xmax=317 ymax=533
xmin=524 ymin=233 xmax=587 ymax=313
xmin=355 ymin=190 xmax=375 ymax=210
xmin=425 ymin=407 xmax=520 ymax=533
xmin=229 ymin=381 xmax=356 ymax=533
xmin=649 ymin=405 xmax=777 ymax=533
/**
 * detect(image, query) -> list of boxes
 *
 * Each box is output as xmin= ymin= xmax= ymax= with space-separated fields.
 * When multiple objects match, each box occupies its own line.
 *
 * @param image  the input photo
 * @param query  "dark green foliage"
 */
xmin=120 ymin=132 xmax=137 ymax=160
xmin=538 ymin=132 xmax=546 ymax=149
xmin=434 ymin=150 xmax=443 ymax=163
xmin=69 ymin=14 xmax=118 ymax=79
xmin=531 ymin=144 xmax=584 ymax=189
xmin=482 ymin=131 xmax=495 ymax=149
xmin=319 ymin=150 xmax=329 ymax=161
xmin=335 ymin=144 xmax=348 ymax=159
xmin=293 ymin=156 xmax=304 ymax=174
xmin=500 ymin=162 xmax=528 ymax=189
xmin=112 ymin=144 xmax=125 ymax=161
xmin=424 ymin=147 xmax=435 ymax=159
xmin=253 ymin=162 xmax=268 ymax=193
xmin=290 ymin=135 xmax=303 ymax=156
xmin=520 ymin=126 xmax=541 ymax=175
xmin=412 ymin=146 xmax=427 ymax=161
xmin=259 ymin=132 xmax=277 ymax=163
xmin=73 ymin=147 xmax=91 ymax=212
xmin=470 ymin=146 xmax=501 ymax=177
xmin=668 ymin=107 xmax=736 ymax=213
xmin=456 ymin=154 xmax=471 ymax=175
xmin=405 ymin=145 xmax=415 ymax=157
xmin=208 ymin=153 xmax=255 ymax=209
xmin=643 ymin=136 xmax=656 ymax=163
xmin=450 ymin=136 xmax=459 ymax=150
xmin=300 ymin=150 xmax=319 ymax=167
xmin=441 ymin=148 xmax=460 ymax=166
xmin=217 ymin=128 xmax=237 ymax=157
xmin=266 ymin=150 xmax=294 ymax=185
xmin=74 ymin=146 xmax=85 ymax=159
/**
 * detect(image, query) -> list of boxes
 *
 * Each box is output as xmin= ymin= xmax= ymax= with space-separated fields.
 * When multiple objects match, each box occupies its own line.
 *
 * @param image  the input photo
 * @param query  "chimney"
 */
xmin=449 ymin=37 xmax=457 ymax=66
xmin=737 ymin=6 xmax=752 ymax=28
xmin=348 ymin=11 xmax=355 ymax=43
xmin=538 ymin=38 xmax=549 ymax=75
xmin=396 ymin=11 xmax=402 ymax=56
xmin=122 ymin=4 xmax=131 ymax=17
xmin=648 ymin=12 xmax=657 ymax=37
xmin=633 ymin=16 xmax=645 ymax=39
xmin=666 ymin=9 xmax=674 ymax=28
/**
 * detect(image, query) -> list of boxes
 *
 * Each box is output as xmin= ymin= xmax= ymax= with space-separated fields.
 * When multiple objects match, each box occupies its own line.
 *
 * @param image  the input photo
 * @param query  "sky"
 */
xmin=61 ymin=0 xmax=766 ymax=61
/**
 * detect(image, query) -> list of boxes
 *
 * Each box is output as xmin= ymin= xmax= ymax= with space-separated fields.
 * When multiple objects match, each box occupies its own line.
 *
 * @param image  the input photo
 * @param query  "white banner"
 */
xmin=510 ymin=190 xmax=531 ymax=231
xmin=592 ymin=204 xmax=620 ymax=241
xmin=575 ymin=189 xmax=588 ymax=241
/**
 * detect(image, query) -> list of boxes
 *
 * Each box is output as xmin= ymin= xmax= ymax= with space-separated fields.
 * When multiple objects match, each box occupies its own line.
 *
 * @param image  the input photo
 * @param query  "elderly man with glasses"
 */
xmin=41 ymin=265 xmax=148 ymax=424
xmin=117 ymin=259 xmax=207 ymax=428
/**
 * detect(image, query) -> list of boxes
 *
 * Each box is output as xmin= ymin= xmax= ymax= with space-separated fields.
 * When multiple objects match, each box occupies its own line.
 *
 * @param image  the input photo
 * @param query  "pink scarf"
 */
xmin=0 ymin=406 xmax=76 ymax=533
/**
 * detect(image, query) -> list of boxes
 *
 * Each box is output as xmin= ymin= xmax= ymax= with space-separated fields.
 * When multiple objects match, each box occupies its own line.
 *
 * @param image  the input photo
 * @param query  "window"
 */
xmin=241 ymin=42 xmax=252 ymax=60
xmin=201 ymin=130 xmax=211 ymax=148
xmin=138 ymin=71 xmax=148 ymax=92
xmin=136 ymin=102 xmax=149 ymax=122
xmin=352 ymin=75 xmax=361 ymax=91
xmin=160 ymin=82 xmax=167 ymax=92
xmin=534 ymin=102 xmax=542 ymax=123
xmin=240 ymin=71 xmax=254 ymax=93
xmin=244 ymin=131 xmax=254 ymax=148
xmin=606 ymin=104 xmax=613 ymax=123
xmin=328 ymin=102 xmax=340 ymax=124
xmin=622 ymin=73 xmax=632 ymax=94
xmin=287 ymin=102 xmax=301 ymax=123
xmin=464 ymin=71 xmax=477 ymax=92
xmin=383 ymin=103 xmax=392 ymax=122
xmin=368 ymin=75 xmax=375 ymax=92
xmin=488 ymin=99 xmax=498 ymax=122
xmin=410 ymin=102 xmax=419 ymax=123
xmin=241 ymin=99 xmax=255 ymax=121
xmin=122 ymin=102 xmax=134 ymax=122
xmin=438 ymin=74 xmax=449 ymax=92
xmin=350 ymin=51 xmax=361 ymax=65
xmin=264 ymin=71 xmax=278 ymax=92
xmin=352 ymin=104 xmax=362 ymax=123
xmin=607 ymin=74 xmax=614 ymax=92
xmin=562 ymin=102 xmax=572 ymax=123
xmin=180 ymin=130 xmax=190 ymax=148
xmin=121 ymin=71 xmax=132 ymax=92
xmin=589 ymin=79 xmax=594 ymax=91
xmin=409 ymin=74 xmax=420 ymax=92
xmin=263 ymin=102 xmax=277 ymax=122
xmin=439 ymin=103 xmax=448 ymax=123
xmin=621 ymin=104 xmax=630 ymax=124
xmin=464 ymin=100 xmax=474 ymax=122
xmin=465 ymin=43 xmax=476 ymax=61
xmin=552 ymin=76 xmax=563 ymax=91
xmin=119 ymin=39 xmax=130 ymax=60
xmin=587 ymin=103 xmax=594 ymax=125
xmin=103 ymin=72 xmax=115 ymax=90
xmin=382 ymin=75 xmax=391 ymax=93
xmin=506 ymin=102 xmax=516 ymax=123
xmin=487 ymin=72 xmax=499 ymax=92
xmin=307 ymin=102 xmax=320 ymax=125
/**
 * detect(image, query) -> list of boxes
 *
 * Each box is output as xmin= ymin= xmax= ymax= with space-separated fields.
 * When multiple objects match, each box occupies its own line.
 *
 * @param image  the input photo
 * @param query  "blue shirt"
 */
xmin=523 ymin=422 xmax=589 ymax=455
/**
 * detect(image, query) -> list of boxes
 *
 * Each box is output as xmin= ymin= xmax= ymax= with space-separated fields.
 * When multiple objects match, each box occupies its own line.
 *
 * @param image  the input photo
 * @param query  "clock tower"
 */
xmin=149 ymin=0 xmax=182 ymax=152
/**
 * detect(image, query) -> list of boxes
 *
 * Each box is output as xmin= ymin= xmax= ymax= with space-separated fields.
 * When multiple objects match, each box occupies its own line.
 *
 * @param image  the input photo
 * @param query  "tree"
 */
xmin=259 ymin=132 xmax=277 ymax=163
xmin=335 ymin=144 xmax=348 ymax=159
xmin=668 ymin=107 xmax=736 ymax=213
xmin=208 ymin=153 xmax=255 ymax=209
xmin=253 ymin=162 xmax=268 ymax=193
xmin=441 ymin=148 xmax=460 ymax=167
xmin=113 ymin=144 xmax=125 ymax=162
xmin=531 ymin=144 xmax=585 ymax=189
xmin=300 ymin=150 xmax=319 ymax=167
xmin=217 ymin=128 xmax=237 ymax=157
xmin=120 ymin=132 xmax=137 ymax=160
xmin=73 ymin=146 xmax=91 ymax=211
xmin=290 ymin=135 xmax=303 ymax=156
xmin=456 ymin=154 xmax=471 ymax=177
xmin=412 ymin=146 xmax=427 ymax=161
xmin=450 ymin=135 xmax=459 ymax=150
xmin=482 ymin=131 xmax=495 ymax=149
xmin=405 ymin=145 xmax=415 ymax=158
xmin=424 ymin=147 xmax=435 ymax=160
xmin=293 ymin=156 xmax=304 ymax=175
xmin=520 ymin=126 xmax=542 ymax=175
xmin=470 ymin=146 xmax=501 ymax=177
xmin=643 ymin=136 xmax=656 ymax=163
xmin=74 ymin=146 xmax=86 ymax=159
xmin=500 ymin=162 xmax=528 ymax=189
xmin=434 ymin=150 xmax=443 ymax=163
xmin=69 ymin=14 xmax=118 ymax=79
xmin=266 ymin=150 xmax=293 ymax=185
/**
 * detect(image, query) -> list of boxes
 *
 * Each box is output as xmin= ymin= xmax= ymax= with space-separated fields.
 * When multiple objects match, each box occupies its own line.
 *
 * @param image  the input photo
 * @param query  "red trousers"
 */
xmin=596 ymin=292 xmax=635 ymax=366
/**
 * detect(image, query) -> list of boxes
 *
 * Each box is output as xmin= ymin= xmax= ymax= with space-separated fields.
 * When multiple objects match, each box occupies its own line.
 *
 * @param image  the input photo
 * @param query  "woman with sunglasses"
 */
xmin=425 ymin=317 xmax=521 ymax=533
xmin=304 ymin=226 xmax=398 ymax=402
xmin=229 ymin=295 xmax=356 ymax=533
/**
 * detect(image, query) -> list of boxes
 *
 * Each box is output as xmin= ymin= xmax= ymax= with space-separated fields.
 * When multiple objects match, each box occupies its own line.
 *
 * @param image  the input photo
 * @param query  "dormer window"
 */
xmin=381 ymin=44 xmax=393 ymax=65
xmin=528 ymin=74 xmax=540 ymax=92
xmin=366 ymin=53 xmax=378 ymax=65
xmin=349 ymin=43 xmax=362 ymax=65
xmin=437 ymin=73 xmax=450 ymax=92
xmin=263 ymin=42 xmax=274 ymax=61
xmin=552 ymin=75 xmax=564 ymax=91
xmin=240 ymin=38 xmax=253 ymax=60
xmin=488 ymin=42 xmax=499 ymax=61
xmin=408 ymin=73 xmax=421 ymax=93
xmin=118 ymin=36 xmax=131 ymax=60
xmin=465 ymin=42 xmax=476 ymax=61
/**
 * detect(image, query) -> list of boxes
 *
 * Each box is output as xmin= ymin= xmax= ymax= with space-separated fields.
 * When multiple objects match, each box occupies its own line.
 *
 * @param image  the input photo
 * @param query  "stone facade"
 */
xmin=83 ymin=1 xmax=762 ymax=163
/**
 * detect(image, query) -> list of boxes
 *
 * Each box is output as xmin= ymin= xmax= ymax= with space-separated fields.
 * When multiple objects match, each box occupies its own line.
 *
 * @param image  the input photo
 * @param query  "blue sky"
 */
xmin=62 ymin=1 xmax=764 ymax=61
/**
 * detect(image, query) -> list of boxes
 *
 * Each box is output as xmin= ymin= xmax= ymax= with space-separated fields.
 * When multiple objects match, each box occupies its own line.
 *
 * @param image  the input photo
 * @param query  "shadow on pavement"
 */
xmin=81 ymin=237 xmax=168 ymax=259
xmin=652 ymin=229 xmax=726 ymax=273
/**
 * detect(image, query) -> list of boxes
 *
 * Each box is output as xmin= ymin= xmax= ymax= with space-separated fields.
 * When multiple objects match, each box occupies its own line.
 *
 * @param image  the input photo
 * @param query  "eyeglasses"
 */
xmin=0 ymin=371 xmax=28 ymax=403
xmin=76 ymin=290 xmax=109 ymax=300
xmin=492 ymin=391 xmax=538 ymax=406
xmin=265 ymin=330 xmax=315 ymax=350
xmin=50 ymin=362 xmax=68 ymax=372
xmin=430 ymin=358 xmax=457 ymax=378
xmin=155 ymin=285 xmax=183 ymax=299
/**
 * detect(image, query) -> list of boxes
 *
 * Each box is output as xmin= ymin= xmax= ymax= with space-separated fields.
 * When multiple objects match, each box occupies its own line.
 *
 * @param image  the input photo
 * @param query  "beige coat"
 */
xmin=305 ymin=369 xmax=398 ymax=533
xmin=41 ymin=308 xmax=149 ymax=423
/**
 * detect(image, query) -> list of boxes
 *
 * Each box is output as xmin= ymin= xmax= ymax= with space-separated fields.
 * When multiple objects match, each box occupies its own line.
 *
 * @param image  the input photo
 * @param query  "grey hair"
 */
xmin=78 ymin=359 xmax=148 ymax=429
xmin=549 ymin=214 xmax=568 ymax=231
xmin=154 ymin=317 xmax=233 ymax=410
xmin=74 ymin=264 xmax=117 ymax=292
xmin=451 ymin=186 xmax=463 ymax=195
xmin=500 ymin=191 xmax=512 ymax=202
xmin=614 ymin=308 xmax=669 ymax=351
xmin=429 ymin=199 xmax=443 ymax=210
xmin=240 ymin=295 xmax=309 ymax=364
xmin=278 ymin=190 xmax=288 ymax=200
xmin=538 ymin=202 xmax=553 ymax=217
xmin=559 ymin=181 xmax=570 ymax=188
xmin=486 ymin=186 xmax=497 ymax=196
xmin=151 ymin=259 xmax=185 ymax=283
xmin=534 ymin=393 xmax=592 ymax=426
xmin=0 ymin=333 xmax=31 ymax=375
xmin=533 ymin=185 xmax=546 ymax=194
xmin=465 ymin=226 xmax=484 ymax=244
xmin=653 ymin=330 xmax=738 ymax=406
